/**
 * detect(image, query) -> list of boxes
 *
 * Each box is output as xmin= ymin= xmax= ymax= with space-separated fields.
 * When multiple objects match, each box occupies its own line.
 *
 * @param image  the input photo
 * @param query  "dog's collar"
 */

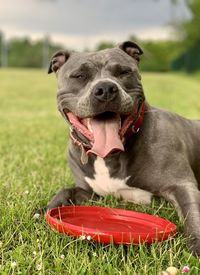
xmin=68 ymin=99 xmax=145 ymax=163
xmin=120 ymin=99 xmax=145 ymax=139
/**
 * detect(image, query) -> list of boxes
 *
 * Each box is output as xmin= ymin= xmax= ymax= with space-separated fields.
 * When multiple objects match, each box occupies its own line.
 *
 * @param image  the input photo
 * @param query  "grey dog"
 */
xmin=47 ymin=41 xmax=200 ymax=256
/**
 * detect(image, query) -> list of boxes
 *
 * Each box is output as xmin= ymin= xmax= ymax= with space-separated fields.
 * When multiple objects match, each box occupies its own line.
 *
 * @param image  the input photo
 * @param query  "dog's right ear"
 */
xmin=48 ymin=50 xmax=70 ymax=74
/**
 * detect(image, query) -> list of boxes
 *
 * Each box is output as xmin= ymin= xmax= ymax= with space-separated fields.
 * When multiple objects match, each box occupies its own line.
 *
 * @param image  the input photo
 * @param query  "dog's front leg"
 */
xmin=165 ymin=183 xmax=200 ymax=256
xmin=47 ymin=187 xmax=98 ymax=210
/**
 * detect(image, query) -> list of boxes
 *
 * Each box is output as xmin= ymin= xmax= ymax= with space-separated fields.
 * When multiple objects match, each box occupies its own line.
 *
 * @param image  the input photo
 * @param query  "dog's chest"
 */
xmin=85 ymin=157 xmax=129 ymax=196
xmin=85 ymin=157 xmax=152 ymax=205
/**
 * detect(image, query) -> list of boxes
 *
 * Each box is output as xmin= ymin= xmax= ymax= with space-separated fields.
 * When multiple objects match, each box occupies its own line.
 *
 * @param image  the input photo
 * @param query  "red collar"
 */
xmin=68 ymin=99 xmax=145 ymax=155
xmin=120 ymin=99 xmax=145 ymax=140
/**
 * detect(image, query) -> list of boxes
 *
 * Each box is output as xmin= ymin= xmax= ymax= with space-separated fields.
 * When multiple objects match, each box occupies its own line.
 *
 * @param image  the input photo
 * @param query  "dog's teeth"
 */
xmin=87 ymin=119 xmax=93 ymax=133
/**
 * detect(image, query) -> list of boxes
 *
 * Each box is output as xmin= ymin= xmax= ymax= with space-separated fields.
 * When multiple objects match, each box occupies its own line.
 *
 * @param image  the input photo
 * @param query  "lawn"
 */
xmin=0 ymin=68 xmax=200 ymax=274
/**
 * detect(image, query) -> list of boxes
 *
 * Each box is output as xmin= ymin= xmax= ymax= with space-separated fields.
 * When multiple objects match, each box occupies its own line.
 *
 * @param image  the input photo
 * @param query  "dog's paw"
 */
xmin=32 ymin=207 xmax=47 ymax=219
xmin=190 ymin=237 xmax=200 ymax=257
xmin=47 ymin=187 xmax=96 ymax=210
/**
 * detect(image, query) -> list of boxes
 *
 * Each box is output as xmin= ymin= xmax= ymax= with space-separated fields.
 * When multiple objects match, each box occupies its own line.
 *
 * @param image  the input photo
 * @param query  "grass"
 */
xmin=1 ymin=68 xmax=200 ymax=274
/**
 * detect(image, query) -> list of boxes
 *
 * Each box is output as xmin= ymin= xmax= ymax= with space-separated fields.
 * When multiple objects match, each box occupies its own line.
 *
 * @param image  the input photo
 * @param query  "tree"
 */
xmin=170 ymin=0 xmax=200 ymax=72
xmin=182 ymin=0 xmax=200 ymax=46
xmin=95 ymin=41 xmax=115 ymax=51
xmin=0 ymin=35 xmax=62 ymax=68
xmin=0 ymin=31 xmax=8 ymax=67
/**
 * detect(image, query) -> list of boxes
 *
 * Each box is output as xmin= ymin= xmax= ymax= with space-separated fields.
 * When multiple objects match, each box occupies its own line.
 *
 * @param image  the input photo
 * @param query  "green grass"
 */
xmin=1 ymin=68 xmax=200 ymax=274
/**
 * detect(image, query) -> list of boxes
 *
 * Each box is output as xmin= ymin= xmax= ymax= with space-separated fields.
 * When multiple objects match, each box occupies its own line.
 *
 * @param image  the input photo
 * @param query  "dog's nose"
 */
xmin=93 ymin=81 xmax=118 ymax=102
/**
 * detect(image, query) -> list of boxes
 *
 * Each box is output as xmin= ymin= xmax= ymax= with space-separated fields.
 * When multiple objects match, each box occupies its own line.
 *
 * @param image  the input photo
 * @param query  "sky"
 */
xmin=0 ymin=0 xmax=190 ymax=50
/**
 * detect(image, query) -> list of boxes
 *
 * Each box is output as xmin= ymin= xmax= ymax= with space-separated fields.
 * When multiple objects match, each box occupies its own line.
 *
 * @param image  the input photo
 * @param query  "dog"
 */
xmin=47 ymin=41 xmax=200 ymax=256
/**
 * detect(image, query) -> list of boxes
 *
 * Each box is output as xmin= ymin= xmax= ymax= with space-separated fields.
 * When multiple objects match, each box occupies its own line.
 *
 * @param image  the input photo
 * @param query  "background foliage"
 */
xmin=0 ymin=0 xmax=199 ymax=72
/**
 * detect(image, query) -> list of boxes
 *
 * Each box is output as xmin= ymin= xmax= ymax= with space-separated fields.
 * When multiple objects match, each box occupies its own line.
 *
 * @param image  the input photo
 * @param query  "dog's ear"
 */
xmin=119 ymin=41 xmax=143 ymax=62
xmin=48 ymin=50 xmax=70 ymax=74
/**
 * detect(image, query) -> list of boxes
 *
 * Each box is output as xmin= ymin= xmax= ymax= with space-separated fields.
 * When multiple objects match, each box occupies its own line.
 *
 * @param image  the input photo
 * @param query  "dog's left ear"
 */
xmin=48 ymin=50 xmax=70 ymax=74
xmin=119 ymin=41 xmax=143 ymax=62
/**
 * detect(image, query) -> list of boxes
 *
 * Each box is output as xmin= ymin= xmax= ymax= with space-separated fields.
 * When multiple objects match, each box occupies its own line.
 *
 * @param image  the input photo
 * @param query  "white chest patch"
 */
xmin=85 ymin=157 xmax=152 ymax=205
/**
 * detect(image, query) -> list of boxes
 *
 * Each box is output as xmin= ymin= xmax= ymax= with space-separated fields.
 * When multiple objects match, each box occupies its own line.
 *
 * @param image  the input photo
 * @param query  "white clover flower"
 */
xmin=36 ymin=262 xmax=42 ymax=271
xmin=33 ymin=251 xmax=37 ymax=256
xmin=60 ymin=254 xmax=65 ymax=259
xmin=11 ymin=261 xmax=17 ymax=268
xmin=166 ymin=266 xmax=179 ymax=275
xmin=79 ymin=235 xmax=86 ymax=240
xmin=86 ymin=235 xmax=92 ymax=241
xmin=33 ymin=213 xmax=40 ymax=219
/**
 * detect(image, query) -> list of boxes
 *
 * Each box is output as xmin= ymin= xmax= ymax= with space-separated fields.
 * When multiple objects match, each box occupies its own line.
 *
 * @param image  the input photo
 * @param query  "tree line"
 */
xmin=0 ymin=35 xmax=198 ymax=73
xmin=0 ymin=34 xmax=60 ymax=69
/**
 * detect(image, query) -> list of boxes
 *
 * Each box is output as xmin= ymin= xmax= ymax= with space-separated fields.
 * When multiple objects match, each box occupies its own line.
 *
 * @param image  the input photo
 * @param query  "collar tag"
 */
xmin=132 ymin=125 xmax=140 ymax=133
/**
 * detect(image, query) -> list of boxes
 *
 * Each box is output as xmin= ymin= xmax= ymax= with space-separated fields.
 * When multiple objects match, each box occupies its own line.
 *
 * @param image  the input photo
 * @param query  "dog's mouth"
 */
xmin=65 ymin=110 xmax=128 ymax=158
xmin=81 ymin=112 xmax=125 ymax=157
xmin=64 ymin=100 xmax=144 ymax=158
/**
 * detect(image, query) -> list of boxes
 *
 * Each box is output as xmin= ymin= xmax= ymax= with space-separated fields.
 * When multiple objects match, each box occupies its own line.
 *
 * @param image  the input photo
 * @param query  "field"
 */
xmin=1 ymin=69 xmax=200 ymax=274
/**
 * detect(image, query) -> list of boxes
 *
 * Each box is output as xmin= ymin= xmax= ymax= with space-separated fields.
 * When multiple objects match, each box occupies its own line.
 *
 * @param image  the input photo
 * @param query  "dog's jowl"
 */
xmin=48 ymin=41 xmax=200 ymax=256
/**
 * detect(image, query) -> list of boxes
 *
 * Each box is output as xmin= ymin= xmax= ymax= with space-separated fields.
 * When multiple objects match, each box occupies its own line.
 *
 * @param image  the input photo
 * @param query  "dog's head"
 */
xmin=49 ymin=41 xmax=145 ymax=158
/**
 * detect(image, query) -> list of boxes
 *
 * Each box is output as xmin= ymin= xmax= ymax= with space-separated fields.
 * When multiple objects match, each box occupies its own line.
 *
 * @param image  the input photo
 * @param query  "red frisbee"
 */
xmin=46 ymin=206 xmax=176 ymax=244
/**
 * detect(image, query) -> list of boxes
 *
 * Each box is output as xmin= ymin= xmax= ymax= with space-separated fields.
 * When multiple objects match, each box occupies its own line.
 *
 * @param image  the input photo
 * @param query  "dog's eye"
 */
xmin=120 ymin=69 xmax=132 ymax=76
xmin=70 ymin=73 xmax=86 ymax=80
xmin=77 ymin=74 xmax=85 ymax=79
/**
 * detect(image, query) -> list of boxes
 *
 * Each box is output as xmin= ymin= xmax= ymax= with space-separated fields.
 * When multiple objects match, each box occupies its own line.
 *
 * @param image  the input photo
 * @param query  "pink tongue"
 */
xmin=87 ymin=116 xmax=124 ymax=158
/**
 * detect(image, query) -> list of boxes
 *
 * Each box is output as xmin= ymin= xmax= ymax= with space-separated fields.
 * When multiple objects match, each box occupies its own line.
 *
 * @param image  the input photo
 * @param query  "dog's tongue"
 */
xmin=87 ymin=115 xmax=124 ymax=158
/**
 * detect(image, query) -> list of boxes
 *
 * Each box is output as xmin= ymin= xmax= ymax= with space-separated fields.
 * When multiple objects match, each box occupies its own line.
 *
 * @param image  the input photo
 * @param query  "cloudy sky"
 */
xmin=0 ymin=0 xmax=190 ymax=50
